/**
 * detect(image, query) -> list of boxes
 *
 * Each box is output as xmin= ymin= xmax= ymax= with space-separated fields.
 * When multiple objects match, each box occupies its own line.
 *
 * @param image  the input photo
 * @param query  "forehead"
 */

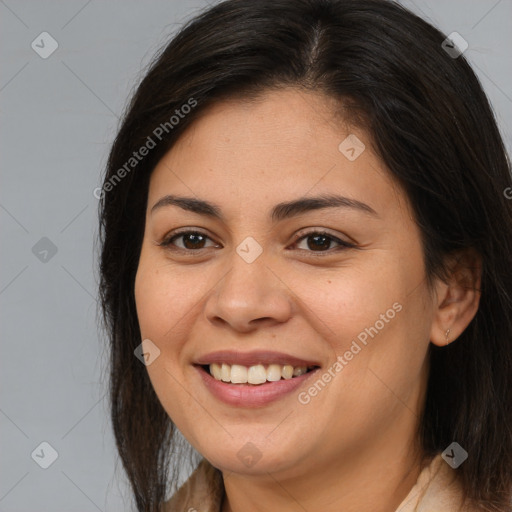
xmin=147 ymin=88 xmax=408 ymax=222
xmin=174 ymin=88 xmax=354 ymax=153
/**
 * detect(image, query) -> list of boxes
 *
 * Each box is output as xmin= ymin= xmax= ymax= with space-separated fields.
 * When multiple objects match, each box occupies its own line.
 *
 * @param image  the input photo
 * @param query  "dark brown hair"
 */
xmin=97 ymin=0 xmax=512 ymax=510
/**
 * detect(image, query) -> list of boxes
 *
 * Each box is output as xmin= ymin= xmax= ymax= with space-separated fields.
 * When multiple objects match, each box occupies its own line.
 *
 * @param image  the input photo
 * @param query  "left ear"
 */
xmin=429 ymin=248 xmax=482 ymax=347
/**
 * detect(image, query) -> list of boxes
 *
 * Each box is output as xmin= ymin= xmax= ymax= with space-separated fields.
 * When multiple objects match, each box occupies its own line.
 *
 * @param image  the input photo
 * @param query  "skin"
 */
xmin=134 ymin=88 xmax=481 ymax=512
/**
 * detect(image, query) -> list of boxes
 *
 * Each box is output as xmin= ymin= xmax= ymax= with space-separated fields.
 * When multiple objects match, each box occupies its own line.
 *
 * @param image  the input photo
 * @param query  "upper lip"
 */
xmin=195 ymin=350 xmax=321 ymax=368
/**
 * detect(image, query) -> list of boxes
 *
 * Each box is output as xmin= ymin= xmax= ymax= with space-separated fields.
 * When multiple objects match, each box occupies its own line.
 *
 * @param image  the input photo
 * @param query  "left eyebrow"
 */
xmin=150 ymin=193 xmax=379 ymax=221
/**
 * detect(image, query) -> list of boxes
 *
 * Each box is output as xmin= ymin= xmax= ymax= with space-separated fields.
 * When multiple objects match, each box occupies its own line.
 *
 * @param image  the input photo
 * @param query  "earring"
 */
xmin=445 ymin=329 xmax=451 ymax=345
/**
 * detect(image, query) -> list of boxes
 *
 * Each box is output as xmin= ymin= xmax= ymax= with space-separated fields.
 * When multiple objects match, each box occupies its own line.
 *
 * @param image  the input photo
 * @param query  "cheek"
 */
xmin=293 ymin=256 xmax=429 ymax=390
xmin=134 ymin=258 xmax=200 ymax=427
xmin=285 ymin=263 xmax=402 ymax=353
xmin=135 ymin=255 xmax=201 ymax=344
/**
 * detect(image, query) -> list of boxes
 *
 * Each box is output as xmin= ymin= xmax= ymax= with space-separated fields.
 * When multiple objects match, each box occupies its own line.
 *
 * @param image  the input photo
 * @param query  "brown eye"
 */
xmin=305 ymin=233 xmax=333 ymax=251
xmin=160 ymin=231 xmax=218 ymax=251
xmin=292 ymin=231 xmax=355 ymax=253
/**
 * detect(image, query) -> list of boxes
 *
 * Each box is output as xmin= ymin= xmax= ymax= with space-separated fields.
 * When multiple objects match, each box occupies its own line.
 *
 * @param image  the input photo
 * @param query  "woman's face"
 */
xmin=135 ymin=88 xmax=437 ymax=478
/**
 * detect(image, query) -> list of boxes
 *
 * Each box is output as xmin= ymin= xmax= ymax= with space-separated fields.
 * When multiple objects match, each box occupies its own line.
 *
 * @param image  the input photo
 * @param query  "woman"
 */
xmin=98 ymin=0 xmax=512 ymax=510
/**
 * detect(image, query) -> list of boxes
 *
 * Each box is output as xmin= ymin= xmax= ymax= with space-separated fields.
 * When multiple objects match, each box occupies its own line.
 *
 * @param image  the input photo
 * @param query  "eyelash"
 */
xmin=158 ymin=229 xmax=355 ymax=256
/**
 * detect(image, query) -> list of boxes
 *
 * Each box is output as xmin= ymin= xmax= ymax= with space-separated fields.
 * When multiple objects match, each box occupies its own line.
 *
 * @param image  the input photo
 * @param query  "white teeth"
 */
xmin=230 ymin=364 xmax=248 ymax=384
xmin=221 ymin=363 xmax=231 ymax=382
xmin=266 ymin=364 xmax=282 ymax=382
xmin=247 ymin=364 xmax=267 ymax=384
xmin=210 ymin=363 xmax=222 ymax=380
xmin=208 ymin=363 xmax=310 ymax=384
xmin=282 ymin=365 xmax=294 ymax=379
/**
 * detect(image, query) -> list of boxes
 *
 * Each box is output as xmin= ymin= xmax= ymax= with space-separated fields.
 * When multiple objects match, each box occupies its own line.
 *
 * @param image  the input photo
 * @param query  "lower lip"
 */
xmin=196 ymin=366 xmax=320 ymax=408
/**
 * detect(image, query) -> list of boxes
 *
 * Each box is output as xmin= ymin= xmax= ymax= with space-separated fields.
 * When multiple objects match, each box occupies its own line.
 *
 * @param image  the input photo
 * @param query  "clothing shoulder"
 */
xmin=395 ymin=454 xmax=480 ymax=512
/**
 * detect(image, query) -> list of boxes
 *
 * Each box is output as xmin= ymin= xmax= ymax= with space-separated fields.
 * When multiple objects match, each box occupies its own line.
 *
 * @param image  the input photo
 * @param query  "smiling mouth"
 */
xmin=201 ymin=363 xmax=319 ymax=385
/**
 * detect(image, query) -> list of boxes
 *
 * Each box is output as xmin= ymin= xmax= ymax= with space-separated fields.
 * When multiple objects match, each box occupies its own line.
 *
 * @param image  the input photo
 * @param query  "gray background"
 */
xmin=1 ymin=1 xmax=511 ymax=511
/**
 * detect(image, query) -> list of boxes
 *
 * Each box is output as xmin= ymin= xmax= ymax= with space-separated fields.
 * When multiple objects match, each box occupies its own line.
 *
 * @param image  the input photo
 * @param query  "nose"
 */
xmin=204 ymin=251 xmax=293 ymax=333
